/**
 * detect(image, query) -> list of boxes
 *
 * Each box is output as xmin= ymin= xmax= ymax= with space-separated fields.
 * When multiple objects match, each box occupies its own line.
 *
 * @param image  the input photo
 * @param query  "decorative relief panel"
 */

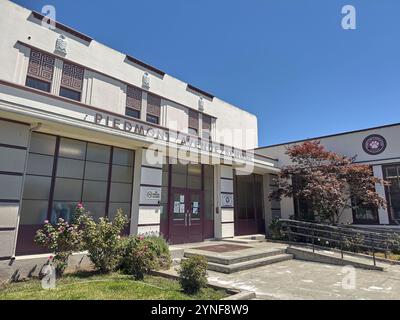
xmin=147 ymin=94 xmax=161 ymax=117
xmin=126 ymin=86 xmax=142 ymax=111
xmin=61 ymin=61 xmax=84 ymax=91
xmin=27 ymin=50 xmax=55 ymax=82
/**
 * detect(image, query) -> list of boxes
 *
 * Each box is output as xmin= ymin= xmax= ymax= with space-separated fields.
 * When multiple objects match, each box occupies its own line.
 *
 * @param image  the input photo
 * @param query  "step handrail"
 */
xmin=278 ymin=219 xmax=400 ymax=266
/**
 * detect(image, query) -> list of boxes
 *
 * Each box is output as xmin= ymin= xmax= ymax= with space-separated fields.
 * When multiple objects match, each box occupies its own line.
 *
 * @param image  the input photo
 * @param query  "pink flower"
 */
xmin=44 ymin=220 xmax=49 ymax=224
xmin=139 ymin=235 xmax=145 ymax=241
xmin=49 ymin=255 xmax=53 ymax=260
xmin=77 ymin=203 xmax=84 ymax=209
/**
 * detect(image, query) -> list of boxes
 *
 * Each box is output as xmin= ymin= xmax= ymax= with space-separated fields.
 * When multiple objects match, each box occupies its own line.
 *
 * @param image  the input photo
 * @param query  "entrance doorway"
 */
xmin=169 ymin=188 xmax=203 ymax=244
xmin=234 ymin=173 xmax=265 ymax=235
xmin=164 ymin=163 xmax=214 ymax=244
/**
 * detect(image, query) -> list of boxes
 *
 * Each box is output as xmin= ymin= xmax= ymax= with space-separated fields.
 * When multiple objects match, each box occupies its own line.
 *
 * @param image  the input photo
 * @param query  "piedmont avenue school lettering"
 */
xmin=91 ymin=112 xmax=254 ymax=162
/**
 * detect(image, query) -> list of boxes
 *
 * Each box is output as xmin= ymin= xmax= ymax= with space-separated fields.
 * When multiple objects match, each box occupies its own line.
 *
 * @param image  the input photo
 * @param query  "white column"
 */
xmin=130 ymin=148 xmax=163 ymax=236
xmin=214 ymin=165 xmax=235 ymax=239
xmin=51 ymin=58 xmax=63 ymax=95
xmin=141 ymin=92 xmax=148 ymax=122
xmin=373 ymin=165 xmax=390 ymax=225
xmin=13 ymin=43 xmax=30 ymax=85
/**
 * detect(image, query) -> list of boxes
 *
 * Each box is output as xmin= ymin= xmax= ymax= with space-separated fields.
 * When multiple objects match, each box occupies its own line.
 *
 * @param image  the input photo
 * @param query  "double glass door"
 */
xmin=169 ymin=188 xmax=203 ymax=244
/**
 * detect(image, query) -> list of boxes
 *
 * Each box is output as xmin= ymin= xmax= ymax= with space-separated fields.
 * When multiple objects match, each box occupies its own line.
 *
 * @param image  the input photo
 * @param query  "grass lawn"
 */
xmin=0 ymin=272 xmax=228 ymax=300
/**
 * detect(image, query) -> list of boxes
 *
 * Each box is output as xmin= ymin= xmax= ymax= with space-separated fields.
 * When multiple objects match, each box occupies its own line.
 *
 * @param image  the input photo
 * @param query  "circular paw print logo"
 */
xmin=362 ymin=135 xmax=387 ymax=155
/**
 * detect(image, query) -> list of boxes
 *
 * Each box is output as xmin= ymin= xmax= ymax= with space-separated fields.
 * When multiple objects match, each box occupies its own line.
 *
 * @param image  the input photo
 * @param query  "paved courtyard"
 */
xmin=207 ymin=260 xmax=400 ymax=300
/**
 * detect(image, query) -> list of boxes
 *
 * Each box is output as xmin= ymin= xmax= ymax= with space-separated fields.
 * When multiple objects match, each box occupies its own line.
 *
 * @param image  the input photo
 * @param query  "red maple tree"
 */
xmin=270 ymin=140 xmax=387 ymax=224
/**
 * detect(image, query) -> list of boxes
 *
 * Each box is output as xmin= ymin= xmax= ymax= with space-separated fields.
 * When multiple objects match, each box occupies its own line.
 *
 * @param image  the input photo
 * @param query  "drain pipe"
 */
xmin=11 ymin=122 xmax=42 ymax=260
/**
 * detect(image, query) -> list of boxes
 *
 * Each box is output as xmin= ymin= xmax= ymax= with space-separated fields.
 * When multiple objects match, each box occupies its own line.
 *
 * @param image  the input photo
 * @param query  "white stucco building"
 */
xmin=1 ymin=0 xmax=399 ymax=273
xmin=0 ymin=0 xmax=279 ymax=261
xmin=257 ymin=123 xmax=400 ymax=228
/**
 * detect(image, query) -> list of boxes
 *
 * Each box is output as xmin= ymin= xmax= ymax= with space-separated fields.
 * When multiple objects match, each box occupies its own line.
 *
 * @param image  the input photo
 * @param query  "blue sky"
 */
xmin=14 ymin=0 xmax=400 ymax=147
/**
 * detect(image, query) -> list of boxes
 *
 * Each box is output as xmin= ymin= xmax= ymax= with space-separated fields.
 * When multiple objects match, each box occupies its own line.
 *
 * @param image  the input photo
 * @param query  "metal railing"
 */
xmin=278 ymin=219 xmax=400 ymax=267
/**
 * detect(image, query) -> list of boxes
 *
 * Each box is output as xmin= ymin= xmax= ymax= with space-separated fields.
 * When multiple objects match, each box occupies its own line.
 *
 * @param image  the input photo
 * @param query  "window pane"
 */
xmin=112 ymin=148 xmax=134 ymax=166
xmin=188 ymin=128 xmax=198 ymax=136
xmin=108 ymin=203 xmax=131 ymax=220
xmin=126 ymin=108 xmax=140 ymax=119
xmin=29 ymin=133 xmax=56 ymax=155
xmin=59 ymin=138 xmax=86 ymax=160
xmin=26 ymin=153 xmax=54 ymax=176
xmin=84 ymin=161 xmax=109 ymax=181
xmin=23 ymin=175 xmax=52 ymax=200
xmin=111 ymin=165 xmax=133 ymax=183
xmin=109 ymin=183 xmax=132 ymax=202
xmin=59 ymin=87 xmax=81 ymax=101
xmin=171 ymin=173 xmax=186 ymax=188
xmin=51 ymin=202 xmax=76 ymax=223
xmin=82 ymin=180 xmax=108 ymax=202
xmin=146 ymin=114 xmax=159 ymax=124
xmin=26 ymin=76 xmax=51 ymax=92
xmin=53 ymin=178 xmax=82 ymax=201
xmin=86 ymin=143 xmax=110 ymax=163
xmin=19 ymin=200 xmax=48 ymax=225
xmin=188 ymin=175 xmax=201 ymax=189
xmin=84 ymin=202 xmax=106 ymax=221
xmin=171 ymin=164 xmax=187 ymax=175
xmin=56 ymin=158 xmax=85 ymax=179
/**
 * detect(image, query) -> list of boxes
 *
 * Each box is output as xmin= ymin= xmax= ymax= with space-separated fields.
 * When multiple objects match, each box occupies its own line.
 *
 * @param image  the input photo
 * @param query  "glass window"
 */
xmin=383 ymin=165 xmax=400 ymax=221
xmin=84 ymin=161 xmax=109 ymax=181
xmin=59 ymin=87 xmax=81 ymax=101
xmin=86 ymin=143 xmax=110 ymax=163
xmin=126 ymin=108 xmax=140 ymax=119
xmin=19 ymin=133 xmax=135 ymax=232
xmin=111 ymin=165 xmax=133 ymax=183
xmin=29 ymin=133 xmax=56 ymax=156
xmin=59 ymin=138 xmax=86 ymax=160
xmin=82 ymin=180 xmax=108 ymax=202
xmin=53 ymin=178 xmax=82 ymax=201
xmin=26 ymin=76 xmax=51 ymax=92
xmin=188 ymin=128 xmax=198 ymax=136
xmin=51 ymin=202 xmax=76 ymax=224
xmin=108 ymin=202 xmax=131 ymax=220
xmin=113 ymin=148 xmax=134 ymax=166
xmin=56 ymin=158 xmax=85 ymax=179
xmin=109 ymin=183 xmax=132 ymax=203
xmin=85 ymin=202 xmax=106 ymax=220
xmin=26 ymin=153 xmax=54 ymax=176
xmin=19 ymin=200 xmax=49 ymax=225
xmin=146 ymin=114 xmax=159 ymax=124
xmin=23 ymin=175 xmax=52 ymax=200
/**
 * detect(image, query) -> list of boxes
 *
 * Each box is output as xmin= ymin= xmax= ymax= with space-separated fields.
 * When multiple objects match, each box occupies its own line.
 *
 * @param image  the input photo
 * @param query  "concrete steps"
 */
xmin=206 ymin=254 xmax=293 ymax=273
xmin=184 ymin=248 xmax=287 ymax=265
xmin=183 ymin=246 xmax=293 ymax=274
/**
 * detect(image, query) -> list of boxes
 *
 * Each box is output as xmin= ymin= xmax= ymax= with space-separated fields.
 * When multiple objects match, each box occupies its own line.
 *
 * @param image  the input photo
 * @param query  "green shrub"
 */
xmin=120 ymin=235 xmax=157 ymax=280
xmin=269 ymin=218 xmax=283 ymax=240
xmin=388 ymin=233 xmax=400 ymax=254
xmin=34 ymin=203 xmax=85 ymax=277
xmin=81 ymin=209 xmax=128 ymax=273
xmin=145 ymin=234 xmax=172 ymax=270
xmin=342 ymin=233 xmax=365 ymax=253
xmin=178 ymin=255 xmax=208 ymax=294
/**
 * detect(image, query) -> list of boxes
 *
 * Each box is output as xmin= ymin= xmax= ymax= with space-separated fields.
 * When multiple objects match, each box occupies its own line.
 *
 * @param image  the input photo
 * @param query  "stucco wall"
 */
xmin=257 ymin=124 xmax=400 ymax=225
xmin=0 ymin=0 xmax=258 ymax=149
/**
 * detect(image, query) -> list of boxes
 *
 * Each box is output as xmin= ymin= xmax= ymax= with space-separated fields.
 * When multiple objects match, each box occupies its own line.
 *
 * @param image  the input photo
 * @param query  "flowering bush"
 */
xmin=120 ymin=235 xmax=157 ymax=280
xmin=34 ymin=204 xmax=84 ymax=277
xmin=80 ymin=209 xmax=128 ymax=273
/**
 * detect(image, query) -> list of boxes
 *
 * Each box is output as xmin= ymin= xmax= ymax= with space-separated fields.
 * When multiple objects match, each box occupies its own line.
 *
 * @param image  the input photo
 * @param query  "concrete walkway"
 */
xmin=207 ymin=260 xmax=400 ymax=300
